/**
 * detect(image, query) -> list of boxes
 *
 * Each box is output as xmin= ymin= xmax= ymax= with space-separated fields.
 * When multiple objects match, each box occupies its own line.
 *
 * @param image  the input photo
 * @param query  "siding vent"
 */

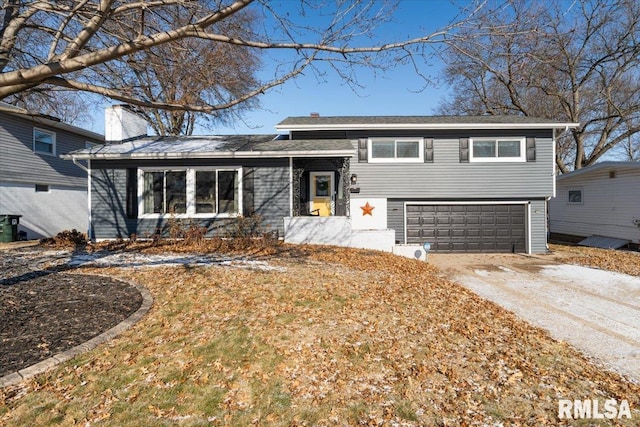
xmin=609 ymin=171 xmax=616 ymax=179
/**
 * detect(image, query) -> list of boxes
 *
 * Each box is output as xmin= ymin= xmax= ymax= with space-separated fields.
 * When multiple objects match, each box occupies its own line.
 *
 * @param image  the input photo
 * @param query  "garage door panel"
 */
xmin=406 ymin=203 xmax=527 ymax=253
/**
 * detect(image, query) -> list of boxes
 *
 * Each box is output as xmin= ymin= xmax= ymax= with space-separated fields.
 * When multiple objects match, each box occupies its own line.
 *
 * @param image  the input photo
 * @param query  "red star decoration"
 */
xmin=360 ymin=201 xmax=375 ymax=216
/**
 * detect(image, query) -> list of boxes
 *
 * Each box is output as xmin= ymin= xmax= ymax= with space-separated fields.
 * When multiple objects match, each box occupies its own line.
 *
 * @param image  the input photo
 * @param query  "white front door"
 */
xmin=309 ymin=171 xmax=334 ymax=216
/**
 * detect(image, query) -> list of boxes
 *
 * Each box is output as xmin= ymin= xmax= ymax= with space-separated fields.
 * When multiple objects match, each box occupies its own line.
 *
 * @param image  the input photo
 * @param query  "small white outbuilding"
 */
xmin=549 ymin=161 xmax=640 ymax=246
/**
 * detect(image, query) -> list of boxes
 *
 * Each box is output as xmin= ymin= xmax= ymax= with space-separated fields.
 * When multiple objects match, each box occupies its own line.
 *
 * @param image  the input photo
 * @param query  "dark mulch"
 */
xmin=0 ymin=248 xmax=143 ymax=378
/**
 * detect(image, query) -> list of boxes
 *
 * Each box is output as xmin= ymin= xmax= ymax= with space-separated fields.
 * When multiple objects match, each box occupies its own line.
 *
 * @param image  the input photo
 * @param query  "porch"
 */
xmin=291 ymin=158 xmax=352 ymax=217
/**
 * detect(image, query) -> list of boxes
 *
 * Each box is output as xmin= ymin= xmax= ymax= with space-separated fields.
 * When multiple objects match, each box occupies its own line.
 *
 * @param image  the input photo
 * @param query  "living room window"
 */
xmin=469 ymin=137 xmax=525 ymax=162
xmin=140 ymin=168 xmax=240 ymax=216
xmin=368 ymin=138 xmax=424 ymax=163
xmin=33 ymin=128 xmax=56 ymax=155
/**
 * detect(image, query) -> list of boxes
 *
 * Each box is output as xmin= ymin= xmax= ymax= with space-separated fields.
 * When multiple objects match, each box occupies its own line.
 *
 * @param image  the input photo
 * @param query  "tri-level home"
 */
xmin=65 ymin=106 xmax=577 ymax=253
xmin=0 ymin=102 xmax=104 ymax=240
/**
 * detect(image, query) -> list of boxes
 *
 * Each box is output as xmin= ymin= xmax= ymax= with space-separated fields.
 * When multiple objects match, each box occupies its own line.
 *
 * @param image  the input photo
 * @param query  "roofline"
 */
xmin=275 ymin=123 xmax=580 ymax=131
xmin=63 ymin=149 xmax=355 ymax=161
xmin=557 ymin=161 xmax=640 ymax=181
xmin=1 ymin=103 xmax=104 ymax=142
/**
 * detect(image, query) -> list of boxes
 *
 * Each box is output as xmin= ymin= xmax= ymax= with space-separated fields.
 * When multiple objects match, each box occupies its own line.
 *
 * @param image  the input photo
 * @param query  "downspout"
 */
xmin=289 ymin=157 xmax=293 ymax=216
xmin=71 ymin=156 xmax=93 ymax=241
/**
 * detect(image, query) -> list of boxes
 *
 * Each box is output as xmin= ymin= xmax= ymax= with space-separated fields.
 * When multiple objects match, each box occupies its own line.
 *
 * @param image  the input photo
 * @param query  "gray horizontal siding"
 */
xmin=530 ymin=199 xmax=548 ymax=253
xmin=90 ymin=158 xmax=290 ymax=239
xmin=350 ymin=137 xmax=554 ymax=198
xmin=0 ymin=111 xmax=99 ymax=187
xmin=549 ymin=168 xmax=640 ymax=243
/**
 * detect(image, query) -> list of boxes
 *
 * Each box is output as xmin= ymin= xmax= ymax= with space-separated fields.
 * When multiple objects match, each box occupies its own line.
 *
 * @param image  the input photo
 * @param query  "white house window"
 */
xmin=33 ymin=128 xmax=56 ymax=155
xmin=470 ymin=137 xmax=525 ymax=162
xmin=140 ymin=168 xmax=240 ymax=216
xmin=568 ymin=189 xmax=583 ymax=204
xmin=143 ymin=170 xmax=187 ymax=214
xmin=368 ymin=138 xmax=424 ymax=162
xmin=195 ymin=170 xmax=238 ymax=214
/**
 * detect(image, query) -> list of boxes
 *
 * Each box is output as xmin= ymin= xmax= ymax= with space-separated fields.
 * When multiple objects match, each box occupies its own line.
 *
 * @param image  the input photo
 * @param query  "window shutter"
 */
xmin=526 ymin=137 xmax=536 ymax=162
xmin=358 ymin=138 xmax=368 ymax=163
xmin=125 ymin=168 xmax=138 ymax=219
xmin=459 ymin=138 xmax=469 ymax=162
xmin=242 ymin=168 xmax=255 ymax=215
xmin=424 ymin=138 xmax=434 ymax=162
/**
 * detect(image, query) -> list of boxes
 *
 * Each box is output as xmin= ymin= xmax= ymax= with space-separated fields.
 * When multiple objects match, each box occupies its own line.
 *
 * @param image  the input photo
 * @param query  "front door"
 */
xmin=310 ymin=171 xmax=334 ymax=216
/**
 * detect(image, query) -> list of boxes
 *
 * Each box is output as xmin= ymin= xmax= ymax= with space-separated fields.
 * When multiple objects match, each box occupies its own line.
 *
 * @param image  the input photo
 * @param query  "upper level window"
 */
xmin=140 ymin=168 xmax=240 ymax=216
xmin=33 ymin=128 xmax=56 ymax=155
xmin=368 ymin=138 xmax=424 ymax=163
xmin=470 ymin=137 xmax=525 ymax=162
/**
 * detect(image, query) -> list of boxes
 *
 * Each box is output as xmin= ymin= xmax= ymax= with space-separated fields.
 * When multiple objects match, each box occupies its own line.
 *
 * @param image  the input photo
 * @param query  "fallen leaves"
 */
xmin=1 ymin=244 xmax=639 ymax=426
xmin=550 ymin=244 xmax=640 ymax=277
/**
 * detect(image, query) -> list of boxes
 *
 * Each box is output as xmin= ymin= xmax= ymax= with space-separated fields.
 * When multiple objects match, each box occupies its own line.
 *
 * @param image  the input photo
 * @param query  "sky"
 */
xmin=88 ymin=0 xmax=465 ymax=136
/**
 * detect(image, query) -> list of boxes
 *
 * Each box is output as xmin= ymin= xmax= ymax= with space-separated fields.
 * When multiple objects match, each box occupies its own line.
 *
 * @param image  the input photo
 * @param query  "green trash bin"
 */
xmin=0 ymin=215 xmax=22 ymax=243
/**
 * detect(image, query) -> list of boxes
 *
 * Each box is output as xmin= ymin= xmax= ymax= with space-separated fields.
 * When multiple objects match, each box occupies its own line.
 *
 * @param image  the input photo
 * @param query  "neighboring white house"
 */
xmin=0 ymin=102 xmax=104 ymax=240
xmin=549 ymin=161 xmax=640 ymax=246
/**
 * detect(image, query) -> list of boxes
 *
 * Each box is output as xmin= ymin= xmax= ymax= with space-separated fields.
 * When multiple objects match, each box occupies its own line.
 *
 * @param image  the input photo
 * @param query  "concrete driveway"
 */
xmin=430 ymin=252 xmax=640 ymax=383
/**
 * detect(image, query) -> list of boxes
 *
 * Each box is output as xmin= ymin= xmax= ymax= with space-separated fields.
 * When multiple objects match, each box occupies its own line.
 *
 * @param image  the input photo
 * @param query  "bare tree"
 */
xmin=438 ymin=0 xmax=640 ymax=173
xmin=0 ymin=0 xmax=481 ymax=134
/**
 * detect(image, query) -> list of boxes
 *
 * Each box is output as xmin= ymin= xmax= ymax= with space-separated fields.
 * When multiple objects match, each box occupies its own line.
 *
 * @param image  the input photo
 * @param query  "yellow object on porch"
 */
xmin=310 ymin=171 xmax=334 ymax=216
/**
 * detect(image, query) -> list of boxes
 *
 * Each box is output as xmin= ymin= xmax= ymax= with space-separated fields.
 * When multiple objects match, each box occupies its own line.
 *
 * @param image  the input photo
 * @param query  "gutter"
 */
xmin=62 ymin=149 xmax=356 ymax=161
xmin=71 ymin=156 xmax=90 ymax=173
xmin=276 ymin=122 xmax=581 ymax=132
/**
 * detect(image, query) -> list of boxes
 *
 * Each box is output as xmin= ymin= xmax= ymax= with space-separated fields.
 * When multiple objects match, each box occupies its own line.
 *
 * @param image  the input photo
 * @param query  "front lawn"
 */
xmin=1 ymin=244 xmax=638 ymax=426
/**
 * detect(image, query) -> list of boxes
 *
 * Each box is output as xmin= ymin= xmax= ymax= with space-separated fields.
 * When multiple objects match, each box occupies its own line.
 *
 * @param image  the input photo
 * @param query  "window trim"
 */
xmin=567 ymin=188 xmax=583 ymax=205
xmin=137 ymin=167 xmax=242 ymax=218
xmin=33 ymin=127 xmax=56 ymax=156
xmin=367 ymin=137 xmax=424 ymax=163
xmin=469 ymin=137 xmax=526 ymax=163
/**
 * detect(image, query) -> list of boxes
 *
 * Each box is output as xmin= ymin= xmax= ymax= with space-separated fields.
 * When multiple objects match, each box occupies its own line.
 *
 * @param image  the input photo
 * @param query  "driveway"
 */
xmin=430 ymin=252 xmax=640 ymax=383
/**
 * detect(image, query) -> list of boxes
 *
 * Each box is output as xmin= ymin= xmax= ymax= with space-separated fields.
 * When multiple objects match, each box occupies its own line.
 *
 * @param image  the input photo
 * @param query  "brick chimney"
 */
xmin=105 ymin=105 xmax=148 ymax=143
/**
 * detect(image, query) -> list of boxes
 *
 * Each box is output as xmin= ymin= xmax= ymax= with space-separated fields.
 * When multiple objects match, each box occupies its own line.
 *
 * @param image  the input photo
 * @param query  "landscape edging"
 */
xmin=0 ymin=275 xmax=153 ymax=389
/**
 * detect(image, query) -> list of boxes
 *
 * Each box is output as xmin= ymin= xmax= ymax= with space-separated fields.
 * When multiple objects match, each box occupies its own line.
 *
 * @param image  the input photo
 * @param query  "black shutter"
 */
xmin=242 ymin=168 xmax=255 ymax=215
xmin=358 ymin=138 xmax=368 ymax=163
xmin=459 ymin=138 xmax=469 ymax=162
xmin=125 ymin=168 xmax=138 ymax=219
xmin=424 ymin=138 xmax=434 ymax=163
xmin=526 ymin=137 xmax=536 ymax=161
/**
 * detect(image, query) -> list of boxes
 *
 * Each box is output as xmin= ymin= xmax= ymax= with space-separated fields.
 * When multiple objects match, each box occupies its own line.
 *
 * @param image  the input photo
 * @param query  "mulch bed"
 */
xmin=0 ymin=248 xmax=143 ymax=378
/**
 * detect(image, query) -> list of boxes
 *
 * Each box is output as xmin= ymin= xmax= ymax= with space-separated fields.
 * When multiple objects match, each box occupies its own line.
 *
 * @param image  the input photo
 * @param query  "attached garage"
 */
xmin=405 ymin=203 xmax=527 ymax=253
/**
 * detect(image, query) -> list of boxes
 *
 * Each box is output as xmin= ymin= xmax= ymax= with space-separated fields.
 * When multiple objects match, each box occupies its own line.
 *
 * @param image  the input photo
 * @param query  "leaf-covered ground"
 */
xmin=1 ymin=243 xmax=639 ymax=426
xmin=549 ymin=243 xmax=640 ymax=277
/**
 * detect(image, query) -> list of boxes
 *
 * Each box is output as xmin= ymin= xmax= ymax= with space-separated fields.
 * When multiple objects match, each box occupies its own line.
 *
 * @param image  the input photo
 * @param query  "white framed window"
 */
xmin=33 ymin=128 xmax=56 ymax=155
xmin=138 ymin=168 xmax=241 ymax=217
xmin=469 ymin=137 xmax=526 ymax=162
xmin=368 ymin=138 xmax=424 ymax=163
xmin=568 ymin=189 xmax=583 ymax=204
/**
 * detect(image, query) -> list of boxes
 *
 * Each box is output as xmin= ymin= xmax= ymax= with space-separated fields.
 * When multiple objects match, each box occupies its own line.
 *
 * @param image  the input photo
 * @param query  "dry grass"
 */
xmin=1 ymin=244 xmax=639 ymax=426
